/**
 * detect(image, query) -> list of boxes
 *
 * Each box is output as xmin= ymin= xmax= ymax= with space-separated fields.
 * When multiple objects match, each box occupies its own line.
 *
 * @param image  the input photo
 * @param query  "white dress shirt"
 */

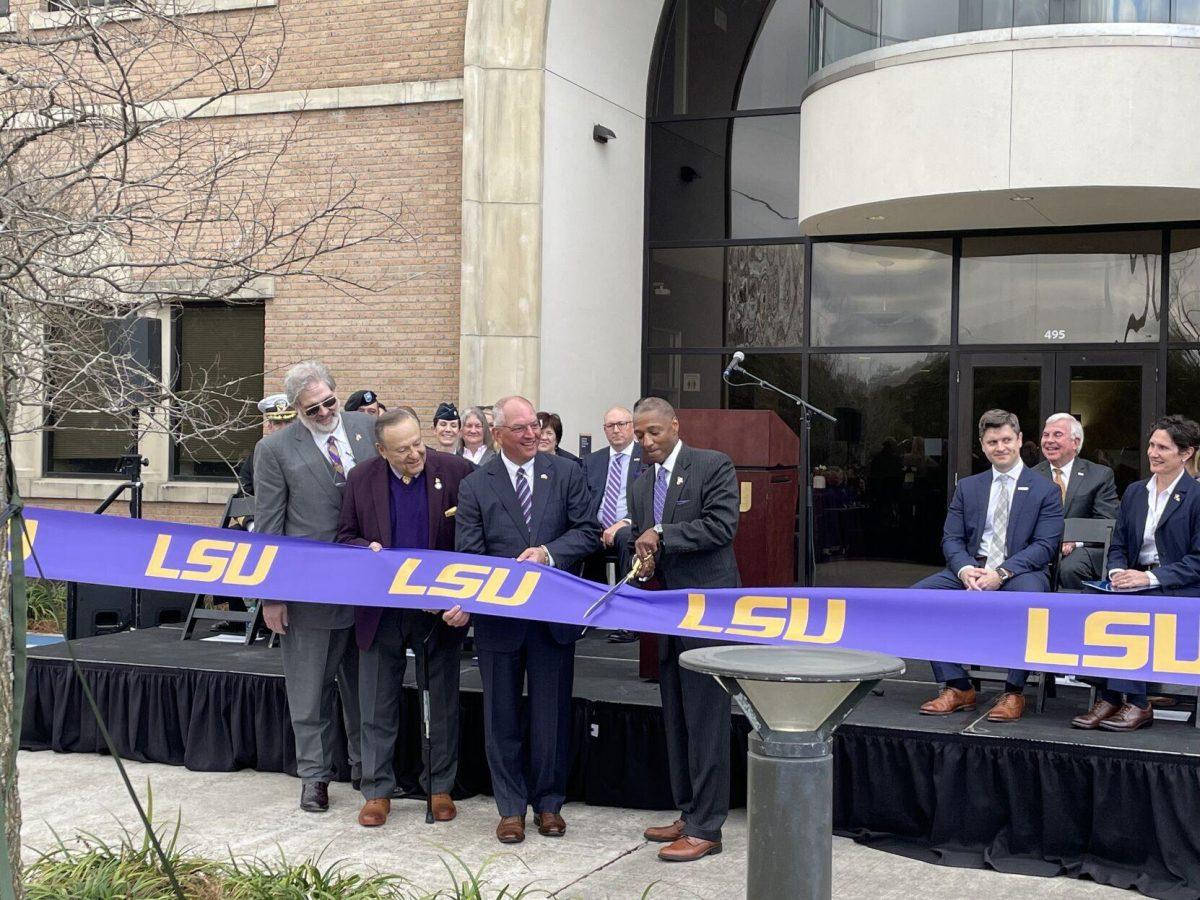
xmin=960 ymin=460 xmax=1023 ymax=576
xmin=600 ymin=442 xmax=636 ymax=525
xmin=500 ymin=452 xmax=553 ymax=565
xmin=1049 ymin=457 xmax=1074 ymax=495
xmin=655 ymin=440 xmax=683 ymax=486
xmin=308 ymin=416 xmax=357 ymax=474
xmin=1114 ymin=470 xmax=1187 ymax=588
xmin=462 ymin=444 xmax=488 ymax=464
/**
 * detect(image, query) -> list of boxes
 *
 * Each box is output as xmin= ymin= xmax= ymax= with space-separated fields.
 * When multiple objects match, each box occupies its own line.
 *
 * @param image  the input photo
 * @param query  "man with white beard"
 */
xmin=254 ymin=360 xmax=379 ymax=813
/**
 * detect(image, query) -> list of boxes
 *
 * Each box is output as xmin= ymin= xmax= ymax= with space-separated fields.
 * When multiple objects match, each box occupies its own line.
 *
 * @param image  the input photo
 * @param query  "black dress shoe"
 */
xmin=300 ymin=781 xmax=329 ymax=812
xmin=607 ymin=630 xmax=638 ymax=644
xmin=352 ymin=778 xmax=361 ymax=791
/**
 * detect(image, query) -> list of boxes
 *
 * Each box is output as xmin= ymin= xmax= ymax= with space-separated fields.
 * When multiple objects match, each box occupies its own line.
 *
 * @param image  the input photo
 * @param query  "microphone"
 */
xmin=722 ymin=351 xmax=745 ymax=379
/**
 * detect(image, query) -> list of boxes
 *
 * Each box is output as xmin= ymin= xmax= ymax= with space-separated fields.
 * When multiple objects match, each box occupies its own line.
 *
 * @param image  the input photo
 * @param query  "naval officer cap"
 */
xmin=257 ymin=393 xmax=295 ymax=421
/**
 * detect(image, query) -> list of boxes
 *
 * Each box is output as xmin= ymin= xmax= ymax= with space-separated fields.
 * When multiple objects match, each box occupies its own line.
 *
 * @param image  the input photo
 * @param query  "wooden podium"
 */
xmin=637 ymin=409 xmax=800 ymax=679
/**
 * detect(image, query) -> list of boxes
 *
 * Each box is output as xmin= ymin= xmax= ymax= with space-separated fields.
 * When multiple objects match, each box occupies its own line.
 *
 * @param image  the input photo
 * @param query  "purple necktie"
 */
xmin=600 ymin=453 xmax=627 ymax=527
xmin=515 ymin=466 xmax=532 ymax=527
xmin=653 ymin=466 xmax=669 ymax=525
xmin=326 ymin=435 xmax=346 ymax=484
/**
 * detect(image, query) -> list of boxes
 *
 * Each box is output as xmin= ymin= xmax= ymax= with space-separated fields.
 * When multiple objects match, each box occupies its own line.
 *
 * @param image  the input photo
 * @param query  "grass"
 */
xmin=22 ymin=809 xmax=655 ymax=899
xmin=25 ymin=579 xmax=66 ymax=634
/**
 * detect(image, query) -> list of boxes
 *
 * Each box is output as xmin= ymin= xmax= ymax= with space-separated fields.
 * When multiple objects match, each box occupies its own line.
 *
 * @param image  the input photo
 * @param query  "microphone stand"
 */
xmin=92 ymin=407 xmax=148 ymax=631
xmin=723 ymin=361 xmax=836 ymax=587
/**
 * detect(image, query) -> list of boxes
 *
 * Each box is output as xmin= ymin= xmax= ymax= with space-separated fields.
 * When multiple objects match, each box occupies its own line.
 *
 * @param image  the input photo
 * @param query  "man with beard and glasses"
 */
xmin=254 ymin=360 xmax=378 ymax=813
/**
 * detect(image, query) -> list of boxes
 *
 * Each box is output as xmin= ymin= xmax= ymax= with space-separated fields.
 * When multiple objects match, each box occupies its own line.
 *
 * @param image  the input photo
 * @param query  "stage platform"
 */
xmin=21 ymin=626 xmax=1200 ymax=900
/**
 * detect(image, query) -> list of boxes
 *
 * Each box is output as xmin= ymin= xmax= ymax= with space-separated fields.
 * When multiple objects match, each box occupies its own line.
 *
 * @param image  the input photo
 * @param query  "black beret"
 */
xmin=434 ymin=402 xmax=460 ymax=424
xmin=345 ymin=390 xmax=377 ymax=411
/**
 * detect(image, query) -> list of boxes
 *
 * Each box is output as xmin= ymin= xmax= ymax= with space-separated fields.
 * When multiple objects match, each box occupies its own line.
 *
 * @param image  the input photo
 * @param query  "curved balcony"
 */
xmin=798 ymin=17 xmax=1200 ymax=236
xmin=810 ymin=0 xmax=1200 ymax=75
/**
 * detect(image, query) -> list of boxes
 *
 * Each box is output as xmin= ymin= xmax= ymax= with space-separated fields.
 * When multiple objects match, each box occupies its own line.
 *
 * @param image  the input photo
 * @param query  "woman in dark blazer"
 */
xmin=454 ymin=406 xmax=496 ymax=467
xmin=1073 ymin=414 xmax=1200 ymax=733
xmin=537 ymin=411 xmax=581 ymax=465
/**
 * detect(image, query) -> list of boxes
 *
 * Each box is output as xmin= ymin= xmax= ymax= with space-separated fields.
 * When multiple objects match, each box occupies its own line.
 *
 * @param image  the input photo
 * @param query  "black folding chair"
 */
xmin=180 ymin=495 xmax=269 ymax=645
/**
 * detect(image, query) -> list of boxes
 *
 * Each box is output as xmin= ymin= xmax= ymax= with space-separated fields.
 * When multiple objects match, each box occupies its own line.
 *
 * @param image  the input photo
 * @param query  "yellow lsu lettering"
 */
xmin=388 ymin=559 xmax=540 ymax=608
xmin=144 ymin=535 xmax=278 ymax=586
xmin=1 ymin=520 xmax=38 ymax=561
xmin=1026 ymin=608 xmax=1200 ymax=674
xmin=680 ymin=593 xmax=846 ymax=643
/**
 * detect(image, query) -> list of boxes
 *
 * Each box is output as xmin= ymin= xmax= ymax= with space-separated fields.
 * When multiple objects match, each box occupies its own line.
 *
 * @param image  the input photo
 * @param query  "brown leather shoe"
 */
xmin=643 ymin=818 xmax=685 ymax=843
xmin=534 ymin=811 xmax=567 ymax=837
xmin=986 ymin=691 xmax=1025 ymax=723
xmin=496 ymin=815 xmax=526 ymax=844
xmin=1071 ymin=699 xmax=1120 ymax=730
xmin=658 ymin=835 xmax=722 ymax=862
xmin=919 ymin=686 xmax=976 ymax=716
xmin=357 ymin=798 xmax=390 ymax=827
xmin=1098 ymin=703 xmax=1154 ymax=732
xmin=431 ymin=793 xmax=456 ymax=822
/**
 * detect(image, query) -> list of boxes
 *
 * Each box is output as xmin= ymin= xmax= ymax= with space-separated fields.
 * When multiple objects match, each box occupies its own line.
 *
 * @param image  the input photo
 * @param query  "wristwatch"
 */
xmin=997 ymin=567 xmax=1012 ymax=583
xmin=653 ymin=524 xmax=664 ymax=536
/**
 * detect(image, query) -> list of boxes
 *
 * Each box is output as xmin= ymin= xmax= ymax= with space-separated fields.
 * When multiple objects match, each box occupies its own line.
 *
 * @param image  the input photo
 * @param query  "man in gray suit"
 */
xmin=254 ymin=360 xmax=379 ymax=813
xmin=1033 ymin=413 xmax=1119 ymax=590
xmin=622 ymin=396 xmax=740 ymax=863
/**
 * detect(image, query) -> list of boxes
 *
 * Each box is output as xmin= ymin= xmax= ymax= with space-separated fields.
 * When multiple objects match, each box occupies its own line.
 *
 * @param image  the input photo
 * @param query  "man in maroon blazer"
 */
xmin=336 ymin=408 xmax=474 ymax=828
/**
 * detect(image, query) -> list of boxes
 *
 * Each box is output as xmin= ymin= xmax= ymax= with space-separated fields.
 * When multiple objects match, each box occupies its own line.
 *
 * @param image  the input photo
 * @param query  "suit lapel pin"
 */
xmin=1175 ymin=493 xmax=1182 ymax=502
xmin=434 ymin=477 xmax=443 ymax=491
xmin=355 ymin=433 xmax=362 ymax=441
xmin=540 ymin=473 xmax=549 ymax=480
xmin=676 ymin=476 xmax=684 ymax=486
xmin=444 ymin=506 xmax=457 ymax=518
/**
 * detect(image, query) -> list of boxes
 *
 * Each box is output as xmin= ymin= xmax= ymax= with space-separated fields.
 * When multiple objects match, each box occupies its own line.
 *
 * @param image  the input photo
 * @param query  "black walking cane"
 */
xmin=417 ymin=616 xmax=438 ymax=824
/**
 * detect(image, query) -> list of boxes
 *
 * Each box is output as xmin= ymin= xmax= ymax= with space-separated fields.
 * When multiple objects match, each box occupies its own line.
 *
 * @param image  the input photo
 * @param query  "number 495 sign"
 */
xmin=1044 ymin=329 xmax=1067 ymax=340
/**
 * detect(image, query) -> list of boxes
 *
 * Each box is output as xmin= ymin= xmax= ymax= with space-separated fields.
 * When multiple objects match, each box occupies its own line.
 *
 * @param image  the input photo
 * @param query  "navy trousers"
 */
xmin=913 ymin=567 xmax=1048 ymax=686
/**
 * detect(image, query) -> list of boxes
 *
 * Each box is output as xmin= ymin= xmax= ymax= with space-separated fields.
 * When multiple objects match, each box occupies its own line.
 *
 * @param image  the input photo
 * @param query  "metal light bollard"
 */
xmin=680 ymin=646 xmax=905 ymax=900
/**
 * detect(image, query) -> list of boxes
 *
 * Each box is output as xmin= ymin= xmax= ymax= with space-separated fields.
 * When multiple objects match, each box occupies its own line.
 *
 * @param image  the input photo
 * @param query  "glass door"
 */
xmin=958 ymin=353 xmax=1054 ymax=477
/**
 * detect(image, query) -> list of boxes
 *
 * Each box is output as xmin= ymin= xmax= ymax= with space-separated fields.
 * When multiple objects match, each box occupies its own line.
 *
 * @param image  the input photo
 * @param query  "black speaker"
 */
xmin=101 ymin=315 xmax=162 ymax=404
xmin=136 ymin=589 xmax=195 ymax=628
xmin=66 ymin=582 xmax=133 ymax=640
xmin=834 ymin=407 xmax=862 ymax=444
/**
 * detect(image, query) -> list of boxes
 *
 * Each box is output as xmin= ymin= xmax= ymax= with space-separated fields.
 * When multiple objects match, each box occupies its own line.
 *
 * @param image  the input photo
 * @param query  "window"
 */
xmin=811 ymin=239 xmax=952 ymax=346
xmin=172 ymin=303 xmax=265 ymax=479
xmin=959 ymin=231 xmax=1161 ymax=344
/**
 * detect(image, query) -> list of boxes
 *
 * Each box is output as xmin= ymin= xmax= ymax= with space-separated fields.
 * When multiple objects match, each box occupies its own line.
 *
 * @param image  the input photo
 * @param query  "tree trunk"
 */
xmin=0 ymin=435 xmax=25 ymax=896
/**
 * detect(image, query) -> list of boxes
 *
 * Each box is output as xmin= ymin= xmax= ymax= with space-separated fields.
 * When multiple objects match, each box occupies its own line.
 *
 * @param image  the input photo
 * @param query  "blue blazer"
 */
xmin=583 ymin=444 xmax=645 ymax=520
xmin=1106 ymin=475 xmax=1200 ymax=594
xmin=942 ymin=466 xmax=1063 ymax=577
xmin=455 ymin=451 xmax=600 ymax=649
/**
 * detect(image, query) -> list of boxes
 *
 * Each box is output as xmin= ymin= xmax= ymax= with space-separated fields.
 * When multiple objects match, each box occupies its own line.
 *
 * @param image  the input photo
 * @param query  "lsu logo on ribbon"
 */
xmin=388 ymin=558 xmax=540 ymax=607
xmin=145 ymin=534 xmax=278 ymax=586
xmin=678 ymin=593 xmax=846 ymax=643
xmin=1026 ymin=607 xmax=1200 ymax=676
xmin=4 ymin=518 xmax=38 ymax=562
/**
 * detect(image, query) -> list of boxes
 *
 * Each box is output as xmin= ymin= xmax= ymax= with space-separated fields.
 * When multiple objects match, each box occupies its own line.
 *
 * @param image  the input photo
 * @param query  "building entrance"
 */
xmin=958 ymin=351 xmax=1155 ymax=493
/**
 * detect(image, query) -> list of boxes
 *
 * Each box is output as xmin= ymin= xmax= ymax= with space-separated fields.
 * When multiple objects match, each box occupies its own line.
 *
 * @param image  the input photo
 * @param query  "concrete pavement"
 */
xmin=18 ymin=751 xmax=1124 ymax=898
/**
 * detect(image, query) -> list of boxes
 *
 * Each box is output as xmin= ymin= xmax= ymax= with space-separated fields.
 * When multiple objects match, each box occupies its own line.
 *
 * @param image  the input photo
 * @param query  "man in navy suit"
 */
xmin=582 ymin=405 xmax=644 ymax=642
xmin=445 ymin=396 xmax=599 ymax=844
xmin=915 ymin=409 xmax=1063 ymax=722
xmin=1072 ymin=415 xmax=1200 ymax=732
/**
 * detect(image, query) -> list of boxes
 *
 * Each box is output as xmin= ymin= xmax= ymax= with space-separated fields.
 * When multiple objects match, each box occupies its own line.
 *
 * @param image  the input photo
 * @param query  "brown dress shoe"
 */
xmin=986 ymin=691 xmax=1025 ymax=723
xmin=357 ymin=798 xmax=390 ymax=827
xmin=644 ymin=818 xmax=685 ymax=843
xmin=919 ymin=686 xmax=976 ymax=716
xmin=534 ymin=811 xmax=567 ymax=837
xmin=496 ymin=815 xmax=526 ymax=844
xmin=658 ymin=835 xmax=722 ymax=862
xmin=431 ymin=793 xmax=456 ymax=822
xmin=1098 ymin=703 xmax=1154 ymax=732
xmin=1071 ymin=699 xmax=1120 ymax=730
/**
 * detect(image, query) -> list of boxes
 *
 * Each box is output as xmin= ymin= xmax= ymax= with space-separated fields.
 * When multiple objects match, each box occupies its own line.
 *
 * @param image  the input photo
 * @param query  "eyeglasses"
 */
xmin=499 ymin=423 xmax=539 ymax=435
xmin=303 ymin=396 xmax=338 ymax=417
xmin=603 ymin=420 xmax=632 ymax=430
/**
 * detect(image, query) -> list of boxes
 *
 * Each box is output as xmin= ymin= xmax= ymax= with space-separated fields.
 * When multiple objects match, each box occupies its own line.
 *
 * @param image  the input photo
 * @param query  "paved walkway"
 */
xmin=18 ymin=752 xmax=1124 ymax=899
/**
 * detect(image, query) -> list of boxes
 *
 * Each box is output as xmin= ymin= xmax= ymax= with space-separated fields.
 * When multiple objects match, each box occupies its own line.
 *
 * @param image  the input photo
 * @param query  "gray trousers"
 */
xmin=359 ymin=609 xmax=463 ymax=801
xmin=280 ymin=624 xmax=360 ymax=784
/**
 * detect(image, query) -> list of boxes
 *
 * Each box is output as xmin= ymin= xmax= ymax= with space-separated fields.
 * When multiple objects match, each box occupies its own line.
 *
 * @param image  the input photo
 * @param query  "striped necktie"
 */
xmin=985 ymin=474 xmax=1010 ymax=570
xmin=326 ymin=435 xmax=346 ymax=484
xmin=600 ymin=453 xmax=627 ymax=527
xmin=653 ymin=467 xmax=669 ymax=525
xmin=515 ymin=466 xmax=532 ymax=528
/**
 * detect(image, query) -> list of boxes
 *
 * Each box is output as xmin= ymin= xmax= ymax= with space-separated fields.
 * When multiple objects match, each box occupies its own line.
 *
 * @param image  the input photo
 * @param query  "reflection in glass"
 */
xmin=964 ymin=364 xmax=1043 ymax=473
xmin=649 ymin=116 xmax=800 ymax=241
xmin=647 ymin=353 xmax=727 ymax=411
xmin=1066 ymin=365 xmax=1143 ymax=492
xmin=959 ymin=231 xmax=1161 ymax=344
xmin=648 ymin=248 xmax=727 ymax=348
xmin=726 ymin=245 xmax=804 ymax=346
xmin=1075 ymin=0 xmax=1169 ymax=23
xmin=1166 ymin=349 xmax=1200 ymax=428
xmin=881 ymin=1 xmax=975 ymax=44
xmin=806 ymin=353 xmax=949 ymax=586
xmin=811 ymin=240 xmax=951 ymax=346
xmin=1170 ymin=230 xmax=1200 ymax=341
xmin=737 ymin=0 xmax=809 ymax=110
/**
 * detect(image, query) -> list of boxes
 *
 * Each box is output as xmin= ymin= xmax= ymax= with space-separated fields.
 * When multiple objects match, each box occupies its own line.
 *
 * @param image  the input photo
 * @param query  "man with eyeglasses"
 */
xmin=442 ymin=395 xmax=599 ymax=845
xmin=254 ymin=360 xmax=379 ymax=814
xmin=582 ymin=405 xmax=644 ymax=642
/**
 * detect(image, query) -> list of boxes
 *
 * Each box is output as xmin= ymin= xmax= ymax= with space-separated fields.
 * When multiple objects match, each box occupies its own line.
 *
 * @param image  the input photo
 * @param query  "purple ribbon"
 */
xmin=17 ymin=506 xmax=1200 ymax=686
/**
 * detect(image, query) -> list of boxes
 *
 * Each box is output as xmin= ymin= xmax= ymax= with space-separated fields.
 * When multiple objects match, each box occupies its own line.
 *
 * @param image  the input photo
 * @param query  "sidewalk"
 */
xmin=18 ymin=751 xmax=1122 ymax=899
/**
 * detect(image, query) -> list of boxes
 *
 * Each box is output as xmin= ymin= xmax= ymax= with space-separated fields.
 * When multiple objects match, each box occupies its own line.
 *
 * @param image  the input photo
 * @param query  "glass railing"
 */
xmin=810 ymin=0 xmax=1200 ymax=74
